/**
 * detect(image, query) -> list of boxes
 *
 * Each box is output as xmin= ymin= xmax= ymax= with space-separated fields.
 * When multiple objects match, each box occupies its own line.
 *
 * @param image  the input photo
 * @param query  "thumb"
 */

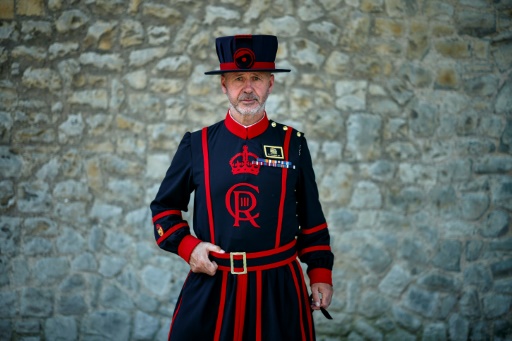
xmin=206 ymin=243 xmax=225 ymax=254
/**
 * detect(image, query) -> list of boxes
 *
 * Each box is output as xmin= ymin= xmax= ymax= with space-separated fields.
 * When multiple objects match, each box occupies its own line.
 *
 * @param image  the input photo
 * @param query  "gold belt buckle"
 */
xmin=230 ymin=252 xmax=247 ymax=275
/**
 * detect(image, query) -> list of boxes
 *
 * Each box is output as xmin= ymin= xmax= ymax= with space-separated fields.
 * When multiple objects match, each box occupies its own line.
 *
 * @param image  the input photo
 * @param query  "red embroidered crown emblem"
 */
xmin=230 ymin=145 xmax=260 ymax=175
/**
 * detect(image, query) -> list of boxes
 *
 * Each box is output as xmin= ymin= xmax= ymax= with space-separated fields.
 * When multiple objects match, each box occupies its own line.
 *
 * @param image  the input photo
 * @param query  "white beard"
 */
xmin=230 ymin=101 xmax=265 ymax=116
xmin=229 ymin=90 xmax=269 ymax=116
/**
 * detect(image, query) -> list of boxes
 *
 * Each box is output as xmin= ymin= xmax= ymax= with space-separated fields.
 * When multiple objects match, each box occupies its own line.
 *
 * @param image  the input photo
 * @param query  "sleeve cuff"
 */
xmin=177 ymin=235 xmax=202 ymax=263
xmin=308 ymin=268 xmax=333 ymax=286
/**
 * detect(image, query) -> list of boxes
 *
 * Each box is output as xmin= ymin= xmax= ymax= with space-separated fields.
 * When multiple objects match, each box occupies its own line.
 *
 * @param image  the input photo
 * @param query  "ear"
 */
xmin=221 ymin=74 xmax=227 ymax=94
xmin=268 ymin=74 xmax=275 ymax=94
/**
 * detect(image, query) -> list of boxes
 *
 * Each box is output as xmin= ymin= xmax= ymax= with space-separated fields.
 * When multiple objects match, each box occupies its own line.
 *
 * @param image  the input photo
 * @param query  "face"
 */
xmin=221 ymin=72 xmax=274 ymax=117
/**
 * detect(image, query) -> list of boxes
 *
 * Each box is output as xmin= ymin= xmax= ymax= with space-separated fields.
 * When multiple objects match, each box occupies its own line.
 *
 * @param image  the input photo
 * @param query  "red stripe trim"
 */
xmin=220 ymin=62 xmax=276 ymax=71
xmin=168 ymin=296 xmax=182 ymax=340
xmin=202 ymin=127 xmax=215 ymax=244
xmin=214 ymin=271 xmax=228 ymax=341
xmin=152 ymin=210 xmax=182 ymax=223
xmin=256 ymin=271 xmax=262 ymax=341
xmin=157 ymin=222 xmax=188 ymax=245
xmin=289 ymin=262 xmax=307 ymax=341
xmin=168 ymin=272 xmax=191 ymax=340
xmin=296 ymin=262 xmax=315 ymax=340
xmin=301 ymin=222 xmax=328 ymax=235
xmin=298 ymin=245 xmax=332 ymax=257
xmin=275 ymin=128 xmax=293 ymax=248
xmin=234 ymin=274 xmax=248 ymax=341
xmin=217 ymin=253 xmax=297 ymax=273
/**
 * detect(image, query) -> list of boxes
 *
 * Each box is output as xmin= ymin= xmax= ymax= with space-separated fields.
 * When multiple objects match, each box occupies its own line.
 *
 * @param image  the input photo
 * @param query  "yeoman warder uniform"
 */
xmin=151 ymin=35 xmax=334 ymax=341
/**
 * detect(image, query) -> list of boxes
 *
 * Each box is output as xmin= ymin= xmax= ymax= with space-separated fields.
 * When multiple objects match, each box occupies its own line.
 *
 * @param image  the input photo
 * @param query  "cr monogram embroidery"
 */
xmin=225 ymin=183 xmax=260 ymax=228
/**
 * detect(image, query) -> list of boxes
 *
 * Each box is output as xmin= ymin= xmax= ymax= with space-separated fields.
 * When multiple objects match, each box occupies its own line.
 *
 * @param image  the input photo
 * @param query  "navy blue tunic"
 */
xmin=151 ymin=112 xmax=334 ymax=341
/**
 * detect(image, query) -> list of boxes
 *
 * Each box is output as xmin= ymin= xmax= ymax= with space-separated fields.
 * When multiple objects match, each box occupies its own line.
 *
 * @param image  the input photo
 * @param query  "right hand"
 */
xmin=189 ymin=242 xmax=225 ymax=276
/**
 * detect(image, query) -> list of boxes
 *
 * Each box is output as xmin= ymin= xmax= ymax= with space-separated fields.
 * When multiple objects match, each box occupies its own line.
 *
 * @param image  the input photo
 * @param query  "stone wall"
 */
xmin=1 ymin=0 xmax=511 ymax=340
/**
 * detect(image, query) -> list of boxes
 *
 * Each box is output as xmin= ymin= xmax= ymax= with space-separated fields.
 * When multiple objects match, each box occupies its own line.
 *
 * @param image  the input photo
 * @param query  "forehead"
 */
xmin=223 ymin=71 xmax=272 ymax=79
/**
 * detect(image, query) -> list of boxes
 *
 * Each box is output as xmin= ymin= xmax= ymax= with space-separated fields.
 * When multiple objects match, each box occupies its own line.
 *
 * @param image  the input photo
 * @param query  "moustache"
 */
xmin=238 ymin=94 xmax=259 ymax=102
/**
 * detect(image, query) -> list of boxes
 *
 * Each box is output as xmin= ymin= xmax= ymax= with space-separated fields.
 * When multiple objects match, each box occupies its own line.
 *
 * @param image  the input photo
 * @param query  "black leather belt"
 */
xmin=210 ymin=240 xmax=297 ymax=275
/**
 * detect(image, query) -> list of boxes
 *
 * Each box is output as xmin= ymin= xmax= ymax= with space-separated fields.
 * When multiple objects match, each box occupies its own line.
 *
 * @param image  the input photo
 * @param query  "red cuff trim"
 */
xmin=308 ymin=268 xmax=332 ymax=286
xmin=301 ymin=222 xmax=328 ymax=235
xmin=298 ymin=245 xmax=331 ymax=257
xmin=177 ymin=235 xmax=202 ymax=263
xmin=152 ymin=210 xmax=182 ymax=223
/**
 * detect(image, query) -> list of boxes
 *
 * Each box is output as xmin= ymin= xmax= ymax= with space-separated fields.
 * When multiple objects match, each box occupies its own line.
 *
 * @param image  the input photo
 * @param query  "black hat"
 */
xmin=204 ymin=34 xmax=291 ymax=75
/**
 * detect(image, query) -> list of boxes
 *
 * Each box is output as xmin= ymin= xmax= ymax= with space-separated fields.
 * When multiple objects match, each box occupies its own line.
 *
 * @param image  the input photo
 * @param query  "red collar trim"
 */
xmin=224 ymin=111 xmax=269 ymax=139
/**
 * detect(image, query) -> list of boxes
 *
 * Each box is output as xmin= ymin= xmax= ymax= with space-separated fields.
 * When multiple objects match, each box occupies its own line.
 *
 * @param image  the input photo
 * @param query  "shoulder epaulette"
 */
xmin=269 ymin=120 xmax=304 ymax=138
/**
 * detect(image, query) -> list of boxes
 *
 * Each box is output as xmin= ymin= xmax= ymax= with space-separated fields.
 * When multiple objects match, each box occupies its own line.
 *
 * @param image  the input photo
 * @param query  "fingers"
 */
xmin=320 ymin=286 xmax=333 ymax=309
xmin=310 ymin=287 xmax=321 ymax=310
xmin=203 ymin=260 xmax=218 ymax=276
xmin=189 ymin=242 xmax=224 ymax=276
xmin=311 ymin=283 xmax=334 ymax=310
xmin=202 ymin=244 xmax=224 ymax=275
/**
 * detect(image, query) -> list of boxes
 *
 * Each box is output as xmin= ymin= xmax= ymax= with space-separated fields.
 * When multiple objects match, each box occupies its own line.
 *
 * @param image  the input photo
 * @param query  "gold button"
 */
xmin=283 ymin=126 xmax=288 ymax=131
xmin=297 ymin=132 xmax=301 ymax=137
xmin=271 ymin=122 xmax=277 ymax=127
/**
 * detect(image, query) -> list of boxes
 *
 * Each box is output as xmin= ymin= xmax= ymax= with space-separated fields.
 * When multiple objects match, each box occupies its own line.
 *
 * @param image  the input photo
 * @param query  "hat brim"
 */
xmin=204 ymin=68 xmax=291 ymax=75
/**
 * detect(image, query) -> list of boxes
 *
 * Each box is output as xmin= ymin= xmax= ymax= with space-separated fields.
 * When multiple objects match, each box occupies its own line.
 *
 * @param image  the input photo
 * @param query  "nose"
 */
xmin=242 ymin=79 xmax=254 ymax=92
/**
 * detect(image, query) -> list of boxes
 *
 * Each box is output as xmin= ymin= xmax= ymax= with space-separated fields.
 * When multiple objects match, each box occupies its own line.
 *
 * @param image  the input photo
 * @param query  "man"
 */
xmin=150 ymin=34 xmax=334 ymax=341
